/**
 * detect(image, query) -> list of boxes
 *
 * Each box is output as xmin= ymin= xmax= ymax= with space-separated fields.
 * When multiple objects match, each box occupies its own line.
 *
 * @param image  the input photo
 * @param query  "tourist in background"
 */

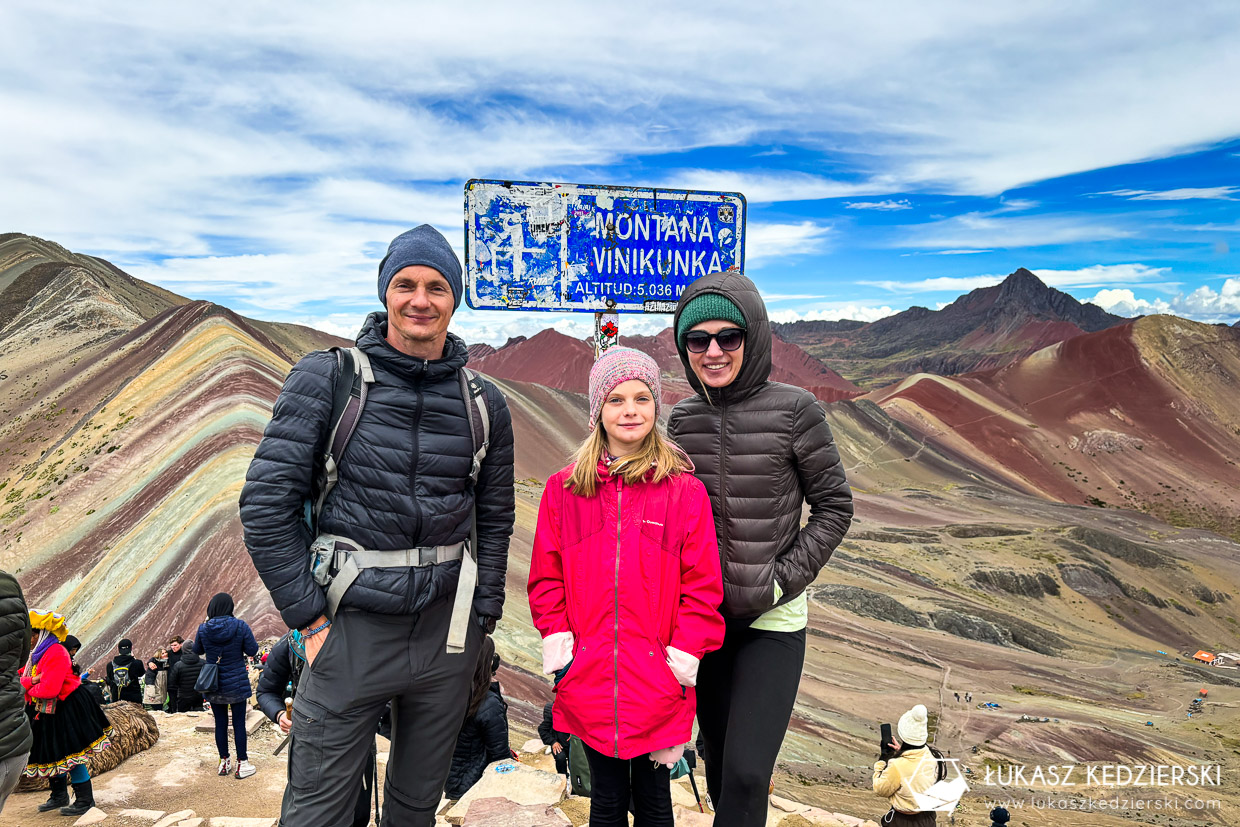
xmin=168 ymin=639 xmax=204 ymax=712
xmin=538 ymin=699 xmax=570 ymax=779
xmin=143 ymin=648 xmax=168 ymax=711
xmin=444 ymin=636 xmax=510 ymax=800
xmin=0 ymin=570 xmax=32 ymax=815
xmin=529 ymin=346 xmax=725 ymax=827
xmin=194 ymin=593 xmax=259 ymax=779
xmin=20 ymin=610 xmax=113 ymax=816
xmin=668 ymin=271 xmax=853 ymax=827
xmin=106 ymin=638 xmax=145 ymax=704
xmin=166 ymin=636 xmax=184 ymax=713
xmin=873 ymin=704 xmax=944 ymax=825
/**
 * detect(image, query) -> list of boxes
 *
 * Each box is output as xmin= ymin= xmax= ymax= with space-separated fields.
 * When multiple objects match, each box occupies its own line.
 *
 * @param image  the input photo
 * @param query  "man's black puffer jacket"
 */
xmin=444 ymin=683 xmax=510 ymax=799
xmin=0 ymin=570 xmax=32 ymax=762
xmin=668 ymin=270 xmax=853 ymax=619
xmin=241 ymin=313 xmax=515 ymax=630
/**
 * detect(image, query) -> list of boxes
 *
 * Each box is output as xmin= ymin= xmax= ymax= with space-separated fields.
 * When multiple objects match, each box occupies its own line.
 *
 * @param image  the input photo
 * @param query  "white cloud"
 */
xmin=449 ymin=307 xmax=671 ymax=347
xmin=664 ymin=170 xmax=886 ymax=204
xmin=1088 ymin=280 xmax=1240 ymax=323
xmin=1096 ymin=187 xmax=1239 ymax=201
xmin=289 ymin=313 xmax=370 ymax=341
xmin=900 ymin=249 xmax=993 ymax=256
xmin=845 ymin=199 xmax=912 ymax=211
xmin=1087 ymin=289 xmax=1173 ymax=317
xmin=1031 ymin=264 xmax=1172 ymax=288
xmin=2 ymin=0 xmax=1240 ymax=327
xmin=898 ymin=212 xmax=1134 ymax=249
xmin=746 ymin=222 xmax=832 ymax=264
xmin=768 ymin=304 xmax=900 ymax=324
xmin=761 ymin=293 xmax=830 ymax=302
xmin=864 ymin=263 xmax=1170 ymax=294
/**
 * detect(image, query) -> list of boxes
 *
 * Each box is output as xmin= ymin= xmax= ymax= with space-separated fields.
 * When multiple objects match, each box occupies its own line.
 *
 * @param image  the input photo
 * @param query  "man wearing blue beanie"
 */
xmin=241 ymin=223 xmax=515 ymax=826
xmin=376 ymin=224 xmax=465 ymax=359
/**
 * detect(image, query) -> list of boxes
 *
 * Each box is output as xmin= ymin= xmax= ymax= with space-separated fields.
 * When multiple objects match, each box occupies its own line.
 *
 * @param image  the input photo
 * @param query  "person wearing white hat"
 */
xmin=873 ymin=704 xmax=942 ymax=825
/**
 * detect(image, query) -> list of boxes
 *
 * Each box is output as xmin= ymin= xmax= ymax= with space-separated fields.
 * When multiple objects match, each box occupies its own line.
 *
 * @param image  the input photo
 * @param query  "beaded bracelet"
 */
xmin=303 ymin=619 xmax=332 ymax=636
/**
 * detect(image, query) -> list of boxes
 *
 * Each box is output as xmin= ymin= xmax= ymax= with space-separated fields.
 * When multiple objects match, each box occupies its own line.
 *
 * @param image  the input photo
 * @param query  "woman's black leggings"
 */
xmin=695 ymin=620 xmax=806 ymax=827
xmin=211 ymin=702 xmax=248 ymax=761
xmin=582 ymin=742 xmax=673 ymax=827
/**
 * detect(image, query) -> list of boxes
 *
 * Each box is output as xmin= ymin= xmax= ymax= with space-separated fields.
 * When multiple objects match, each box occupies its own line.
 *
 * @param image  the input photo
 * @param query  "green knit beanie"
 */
xmin=676 ymin=293 xmax=747 ymax=342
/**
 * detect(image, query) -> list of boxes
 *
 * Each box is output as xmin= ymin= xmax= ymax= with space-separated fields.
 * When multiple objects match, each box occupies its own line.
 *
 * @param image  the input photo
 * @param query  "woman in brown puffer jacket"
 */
xmin=668 ymin=269 xmax=853 ymax=827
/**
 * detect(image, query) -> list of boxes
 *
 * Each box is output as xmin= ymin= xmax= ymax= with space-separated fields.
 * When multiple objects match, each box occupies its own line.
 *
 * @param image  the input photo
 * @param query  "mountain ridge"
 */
xmin=775 ymin=268 xmax=1128 ymax=387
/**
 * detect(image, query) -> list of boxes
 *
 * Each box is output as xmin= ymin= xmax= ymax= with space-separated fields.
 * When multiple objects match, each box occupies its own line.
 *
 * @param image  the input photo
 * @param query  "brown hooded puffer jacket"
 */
xmin=667 ymin=270 xmax=853 ymax=619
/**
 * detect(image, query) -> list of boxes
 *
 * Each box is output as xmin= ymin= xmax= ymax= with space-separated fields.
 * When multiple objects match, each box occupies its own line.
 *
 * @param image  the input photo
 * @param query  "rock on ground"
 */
xmin=445 ymin=760 xmax=566 ymax=822
xmin=73 ymin=807 xmax=109 ymax=825
xmin=458 ymin=797 xmax=571 ymax=826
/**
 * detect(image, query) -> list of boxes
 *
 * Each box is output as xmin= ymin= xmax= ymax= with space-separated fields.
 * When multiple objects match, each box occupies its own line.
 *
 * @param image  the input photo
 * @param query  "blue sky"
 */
xmin=2 ymin=2 xmax=1239 ymax=343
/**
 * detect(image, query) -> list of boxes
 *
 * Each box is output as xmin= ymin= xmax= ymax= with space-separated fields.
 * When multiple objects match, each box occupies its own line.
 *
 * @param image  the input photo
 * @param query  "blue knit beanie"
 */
xmin=378 ymin=225 xmax=464 ymax=309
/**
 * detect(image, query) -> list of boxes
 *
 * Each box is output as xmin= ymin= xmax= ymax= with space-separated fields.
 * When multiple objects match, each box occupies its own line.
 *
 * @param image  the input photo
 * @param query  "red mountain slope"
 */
xmin=472 ymin=326 xmax=862 ymax=405
xmin=870 ymin=316 xmax=1240 ymax=538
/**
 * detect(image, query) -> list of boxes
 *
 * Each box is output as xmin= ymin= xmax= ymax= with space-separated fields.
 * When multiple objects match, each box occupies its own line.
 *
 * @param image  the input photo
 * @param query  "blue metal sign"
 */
xmin=464 ymin=179 xmax=746 ymax=313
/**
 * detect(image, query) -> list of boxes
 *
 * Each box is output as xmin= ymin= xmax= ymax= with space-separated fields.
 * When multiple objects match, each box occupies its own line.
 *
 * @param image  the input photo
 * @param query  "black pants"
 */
xmin=583 ymin=743 xmax=672 ymax=827
xmin=279 ymin=596 xmax=483 ymax=827
xmin=212 ymin=701 xmax=248 ymax=761
xmin=881 ymin=809 xmax=936 ymax=826
xmin=176 ymin=692 xmax=203 ymax=713
xmin=696 ymin=621 xmax=806 ymax=827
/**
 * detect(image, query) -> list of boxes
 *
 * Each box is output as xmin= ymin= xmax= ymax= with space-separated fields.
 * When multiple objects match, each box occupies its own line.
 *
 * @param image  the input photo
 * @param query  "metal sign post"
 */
xmin=463 ymin=179 xmax=747 ymax=360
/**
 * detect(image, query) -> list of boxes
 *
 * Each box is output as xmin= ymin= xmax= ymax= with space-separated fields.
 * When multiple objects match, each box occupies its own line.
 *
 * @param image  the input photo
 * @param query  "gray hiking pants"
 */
xmin=0 ymin=751 xmax=28 ymax=815
xmin=279 ymin=594 xmax=483 ymax=827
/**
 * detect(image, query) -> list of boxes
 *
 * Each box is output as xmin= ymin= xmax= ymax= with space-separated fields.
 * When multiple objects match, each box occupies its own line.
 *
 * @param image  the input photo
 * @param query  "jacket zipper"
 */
xmin=613 ymin=478 xmax=622 ymax=758
xmin=409 ymin=361 xmax=426 ymax=544
xmin=718 ymin=404 xmax=729 ymax=561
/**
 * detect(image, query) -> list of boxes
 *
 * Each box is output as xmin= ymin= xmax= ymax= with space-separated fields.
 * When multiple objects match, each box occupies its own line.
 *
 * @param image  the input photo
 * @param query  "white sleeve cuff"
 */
xmin=542 ymin=631 xmax=575 ymax=675
xmin=665 ymin=646 xmax=700 ymax=687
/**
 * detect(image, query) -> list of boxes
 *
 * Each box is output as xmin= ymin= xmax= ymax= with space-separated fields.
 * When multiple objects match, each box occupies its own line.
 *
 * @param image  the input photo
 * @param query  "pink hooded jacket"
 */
xmin=528 ymin=459 xmax=725 ymax=760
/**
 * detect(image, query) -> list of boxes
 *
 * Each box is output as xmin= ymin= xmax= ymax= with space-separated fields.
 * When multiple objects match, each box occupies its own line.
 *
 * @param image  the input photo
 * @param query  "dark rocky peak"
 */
xmin=997 ymin=267 xmax=1047 ymax=298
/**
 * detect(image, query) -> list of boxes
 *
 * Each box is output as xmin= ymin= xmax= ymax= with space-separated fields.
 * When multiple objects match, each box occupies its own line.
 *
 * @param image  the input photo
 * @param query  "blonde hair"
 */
xmin=565 ymin=422 xmax=691 ymax=498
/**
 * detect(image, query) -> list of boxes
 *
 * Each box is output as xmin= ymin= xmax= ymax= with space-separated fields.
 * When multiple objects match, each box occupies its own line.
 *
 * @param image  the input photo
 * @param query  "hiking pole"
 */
xmin=687 ymin=772 xmax=704 ymax=813
xmin=683 ymin=747 xmax=705 ymax=813
xmin=274 ymin=697 xmax=293 ymax=756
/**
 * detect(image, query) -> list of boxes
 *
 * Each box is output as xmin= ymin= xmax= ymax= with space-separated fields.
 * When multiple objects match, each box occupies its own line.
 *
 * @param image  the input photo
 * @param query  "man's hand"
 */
xmin=302 ymin=616 xmax=331 ymax=667
xmin=551 ymin=742 xmax=563 ymax=755
xmin=277 ymin=711 xmax=293 ymax=734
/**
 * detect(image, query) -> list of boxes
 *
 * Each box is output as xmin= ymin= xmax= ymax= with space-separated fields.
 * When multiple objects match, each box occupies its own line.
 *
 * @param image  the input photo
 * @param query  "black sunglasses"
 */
xmin=684 ymin=327 xmax=745 ymax=354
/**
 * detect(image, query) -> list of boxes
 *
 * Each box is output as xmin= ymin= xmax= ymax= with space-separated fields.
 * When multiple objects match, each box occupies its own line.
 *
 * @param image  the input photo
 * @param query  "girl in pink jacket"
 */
xmin=528 ymin=347 xmax=725 ymax=826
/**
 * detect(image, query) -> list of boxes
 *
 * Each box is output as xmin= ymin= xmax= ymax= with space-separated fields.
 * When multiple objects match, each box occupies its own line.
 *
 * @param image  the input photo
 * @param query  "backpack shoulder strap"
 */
xmin=313 ymin=347 xmax=373 ymax=527
xmin=457 ymin=368 xmax=491 ymax=486
xmin=447 ymin=367 xmax=491 ymax=654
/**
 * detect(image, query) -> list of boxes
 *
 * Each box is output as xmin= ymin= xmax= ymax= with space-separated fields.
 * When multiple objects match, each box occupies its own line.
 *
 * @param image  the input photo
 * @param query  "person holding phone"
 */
xmin=873 ymin=704 xmax=943 ymax=825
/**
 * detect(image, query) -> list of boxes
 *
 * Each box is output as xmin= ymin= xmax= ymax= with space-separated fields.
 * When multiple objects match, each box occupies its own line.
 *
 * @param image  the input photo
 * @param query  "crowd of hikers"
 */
xmin=0 ymin=226 xmax=979 ymax=825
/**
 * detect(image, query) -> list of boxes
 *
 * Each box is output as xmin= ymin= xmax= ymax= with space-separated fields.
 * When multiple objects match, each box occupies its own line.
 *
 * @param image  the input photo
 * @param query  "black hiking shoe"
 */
xmin=60 ymin=779 xmax=94 ymax=816
xmin=37 ymin=775 xmax=70 ymax=811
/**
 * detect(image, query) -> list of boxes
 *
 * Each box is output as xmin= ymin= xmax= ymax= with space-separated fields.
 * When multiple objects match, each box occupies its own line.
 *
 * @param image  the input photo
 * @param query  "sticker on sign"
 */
xmin=465 ymin=179 xmax=746 ymax=313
